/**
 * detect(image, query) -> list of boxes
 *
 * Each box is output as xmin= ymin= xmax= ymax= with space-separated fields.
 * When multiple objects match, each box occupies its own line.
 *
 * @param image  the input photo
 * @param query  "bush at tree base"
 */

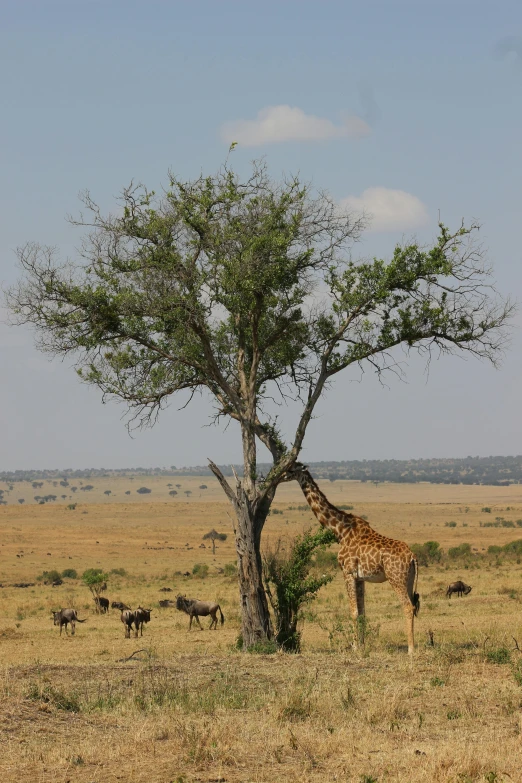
xmin=263 ymin=527 xmax=337 ymax=652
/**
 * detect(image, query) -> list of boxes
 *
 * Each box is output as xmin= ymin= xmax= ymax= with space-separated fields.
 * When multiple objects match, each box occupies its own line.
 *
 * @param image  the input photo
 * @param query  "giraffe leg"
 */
xmin=355 ymin=580 xmax=366 ymax=646
xmin=342 ymin=573 xmax=362 ymax=649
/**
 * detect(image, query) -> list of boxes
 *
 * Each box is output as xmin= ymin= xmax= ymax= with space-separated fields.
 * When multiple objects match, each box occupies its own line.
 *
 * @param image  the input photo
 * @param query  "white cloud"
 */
xmin=221 ymin=105 xmax=370 ymax=147
xmin=340 ymin=187 xmax=428 ymax=232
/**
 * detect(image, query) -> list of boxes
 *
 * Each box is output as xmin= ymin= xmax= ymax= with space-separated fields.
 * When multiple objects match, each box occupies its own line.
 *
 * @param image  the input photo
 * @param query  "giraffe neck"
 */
xmin=296 ymin=470 xmax=350 ymax=535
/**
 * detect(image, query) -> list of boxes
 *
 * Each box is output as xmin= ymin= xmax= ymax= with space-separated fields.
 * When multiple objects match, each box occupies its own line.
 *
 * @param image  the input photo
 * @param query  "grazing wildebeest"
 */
xmin=111 ymin=601 xmax=131 ymax=611
xmin=121 ymin=609 xmax=134 ymax=638
xmin=133 ymin=606 xmax=151 ymax=636
xmin=446 ymin=580 xmax=472 ymax=598
xmin=159 ymin=587 xmax=172 ymax=593
xmin=52 ymin=608 xmax=86 ymax=636
xmin=176 ymin=595 xmax=225 ymax=630
xmin=51 ymin=579 xmax=63 ymax=587
xmin=121 ymin=607 xmax=152 ymax=638
xmin=94 ymin=596 xmax=110 ymax=613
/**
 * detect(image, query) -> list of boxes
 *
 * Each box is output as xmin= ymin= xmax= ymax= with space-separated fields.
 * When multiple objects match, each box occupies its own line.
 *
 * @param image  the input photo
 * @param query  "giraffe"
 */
xmin=285 ymin=463 xmax=420 ymax=654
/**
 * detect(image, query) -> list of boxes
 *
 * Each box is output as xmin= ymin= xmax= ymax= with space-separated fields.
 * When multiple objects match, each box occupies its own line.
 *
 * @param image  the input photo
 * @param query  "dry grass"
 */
xmin=1 ymin=476 xmax=522 ymax=781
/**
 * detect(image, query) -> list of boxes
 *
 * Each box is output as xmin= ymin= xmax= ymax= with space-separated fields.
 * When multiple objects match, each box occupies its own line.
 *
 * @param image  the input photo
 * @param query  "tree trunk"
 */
xmin=234 ymin=494 xmax=273 ymax=647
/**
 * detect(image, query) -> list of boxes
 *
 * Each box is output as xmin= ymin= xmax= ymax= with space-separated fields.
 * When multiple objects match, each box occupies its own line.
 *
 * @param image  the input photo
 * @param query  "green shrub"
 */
xmin=37 ymin=569 xmax=61 ymax=584
xmin=486 ymin=647 xmax=511 ymax=665
xmin=269 ymin=508 xmax=283 ymax=515
xmin=445 ymin=521 xmax=457 ymax=528
xmin=338 ymin=504 xmax=354 ymax=510
xmin=223 ymin=562 xmax=237 ymax=577
xmin=82 ymin=568 xmax=107 ymax=583
xmin=110 ymin=567 xmax=127 ymax=576
xmin=263 ymin=527 xmax=336 ymax=652
xmin=61 ymin=568 xmax=77 ymax=579
xmin=192 ymin=563 xmax=209 ymax=579
xmin=410 ymin=541 xmax=442 ymax=566
xmin=236 ymin=634 xmax=278 ymax=654
xmin=488 ymin=545 xmax=502 ymax=554
xmin=448 ymin=543 xmax=472 ymax=559
xmin=67 ymin=503 xmax=77 ymax=510
xmin=136 ymin=487 xmax=151 ymax=494
xmin=26 ymin=682 xmax=80 ymax=712
xmin=502 ymin=539 xmax=522 ymax=555
xmin=482 ymin=507 xmax=492 ymax=513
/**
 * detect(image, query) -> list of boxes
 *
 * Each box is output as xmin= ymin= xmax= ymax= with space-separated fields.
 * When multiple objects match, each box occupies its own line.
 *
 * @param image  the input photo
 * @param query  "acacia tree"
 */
xmin=6 ymin=161 xmax=511 ymax=647
xmin=203 ymin=528 xmax=227 ymax=555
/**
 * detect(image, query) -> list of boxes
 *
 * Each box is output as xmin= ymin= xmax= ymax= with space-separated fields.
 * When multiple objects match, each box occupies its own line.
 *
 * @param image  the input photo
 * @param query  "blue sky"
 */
xmin=1 ymin=0 xmax=521 ymax=470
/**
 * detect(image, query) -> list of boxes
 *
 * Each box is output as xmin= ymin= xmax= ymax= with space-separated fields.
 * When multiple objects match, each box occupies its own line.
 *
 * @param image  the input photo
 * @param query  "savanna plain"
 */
xmin=1 ymin=475 xmax=522 ymax=783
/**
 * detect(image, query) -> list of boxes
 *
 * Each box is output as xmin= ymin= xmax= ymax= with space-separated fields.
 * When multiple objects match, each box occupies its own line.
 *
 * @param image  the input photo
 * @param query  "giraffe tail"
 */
xmin=408 ymin=558 xmax=420 ymax=617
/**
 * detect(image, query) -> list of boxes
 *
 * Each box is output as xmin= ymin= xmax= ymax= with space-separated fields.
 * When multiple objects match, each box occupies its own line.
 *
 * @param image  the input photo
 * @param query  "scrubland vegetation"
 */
xmin=0 ymin=477 xmax=521 ymax=781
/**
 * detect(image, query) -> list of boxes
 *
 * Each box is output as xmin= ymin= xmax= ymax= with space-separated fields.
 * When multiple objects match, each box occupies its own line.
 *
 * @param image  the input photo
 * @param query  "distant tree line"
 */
xmin=3 ymin=456 xmax=522 ymax=486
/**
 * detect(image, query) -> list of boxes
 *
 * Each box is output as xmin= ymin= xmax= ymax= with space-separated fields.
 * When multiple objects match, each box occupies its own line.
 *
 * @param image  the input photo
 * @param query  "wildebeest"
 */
xmin=51 ymin=578 xmax=63 ymax=587
xmin=134 ymin=606 xmax=151 ymax=636
xmin=52 ymin=608 xmax=86 ymax=635
xmin=94 ymin=596 xmax=110 ymax=613
xmin=446 ymin=580 xmax=472 ymax=598
xmin=159 ymin=599 xmax=175 ymax=608
xmin=121 ymin=607 xmax=152 ymax=638
xmin=111 ymin=601 xmax=131 ymax=611
xmin=176 ymin=595 xmax=225 ymax=630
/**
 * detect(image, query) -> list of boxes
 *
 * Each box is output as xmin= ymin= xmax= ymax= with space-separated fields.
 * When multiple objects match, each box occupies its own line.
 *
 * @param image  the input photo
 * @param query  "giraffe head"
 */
xmin=280 ymin=461 xmax=308 ymax=482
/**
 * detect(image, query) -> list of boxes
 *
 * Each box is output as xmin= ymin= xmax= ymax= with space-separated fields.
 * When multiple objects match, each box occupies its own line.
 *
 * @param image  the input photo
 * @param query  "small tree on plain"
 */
xmin=203 ymin=528 xmax=227 ymax=555
xmin=7 ymin=161 xmax=512 ymax=648
xmin=82 ymin=568 xmax=108 ymax=613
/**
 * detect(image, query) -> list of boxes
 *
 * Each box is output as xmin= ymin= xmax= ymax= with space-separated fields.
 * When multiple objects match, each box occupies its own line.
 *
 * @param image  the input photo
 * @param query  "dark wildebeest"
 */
xmin=111 ymin=601 xmax=131 ymax=611
xmin=176 ymin=595 xmax=225 ymax=630
xmin=52 ymin=608 xmax=86 ymax=636
xmin=121 ymin=607 xmax=152 ymax=638
xmin=134 ymin=606 xmax=151 ymax=636
xmin=446 ymin=580 xmax=472 ymax=598
xmin=94 ymin=596 xmax=110 ymax=613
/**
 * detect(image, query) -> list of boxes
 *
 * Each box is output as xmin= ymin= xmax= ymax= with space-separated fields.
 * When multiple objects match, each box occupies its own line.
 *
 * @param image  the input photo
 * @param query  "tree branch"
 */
xmin=207 ymin=460 xmax=238 ymax=509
